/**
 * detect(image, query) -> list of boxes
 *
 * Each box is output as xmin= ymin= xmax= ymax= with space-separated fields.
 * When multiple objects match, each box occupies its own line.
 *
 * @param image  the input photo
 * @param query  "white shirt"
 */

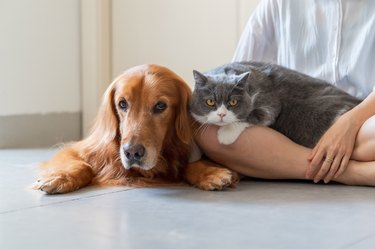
xmin=233 ymin=0 xmax=375 ymax=99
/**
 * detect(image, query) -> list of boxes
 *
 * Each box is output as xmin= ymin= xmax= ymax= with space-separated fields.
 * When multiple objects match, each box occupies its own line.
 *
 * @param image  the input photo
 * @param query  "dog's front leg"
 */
xmin=31 ymin=147 xmax=94 ymax=194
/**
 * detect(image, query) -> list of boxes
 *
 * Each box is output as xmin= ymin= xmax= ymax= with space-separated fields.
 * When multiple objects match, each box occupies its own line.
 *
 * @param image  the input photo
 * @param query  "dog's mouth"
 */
xmin=124 ymin=158 xmax=144 ymax=169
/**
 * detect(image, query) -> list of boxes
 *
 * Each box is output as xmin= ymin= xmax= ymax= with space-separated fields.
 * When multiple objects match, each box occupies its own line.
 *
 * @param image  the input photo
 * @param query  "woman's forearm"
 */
xmin=195 ymin=125 xmax=312 ymax=179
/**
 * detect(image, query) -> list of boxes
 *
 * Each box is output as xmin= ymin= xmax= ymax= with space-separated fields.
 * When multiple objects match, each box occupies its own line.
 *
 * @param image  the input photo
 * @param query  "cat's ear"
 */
xmin=193 ymin=70 xmax=208 ymax=87
xmin=236 ymin=72 xmax=250 ymax=87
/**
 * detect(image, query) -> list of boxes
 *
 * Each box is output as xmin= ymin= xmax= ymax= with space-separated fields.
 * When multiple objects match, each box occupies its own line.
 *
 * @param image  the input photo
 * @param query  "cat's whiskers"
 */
xmin=193 ymin=121 xmax=210 ymax=137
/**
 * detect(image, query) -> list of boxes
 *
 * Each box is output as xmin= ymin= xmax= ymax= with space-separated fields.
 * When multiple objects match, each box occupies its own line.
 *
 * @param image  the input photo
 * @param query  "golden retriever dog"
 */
xmin=32 ymin=64 xmax=238 ymax=194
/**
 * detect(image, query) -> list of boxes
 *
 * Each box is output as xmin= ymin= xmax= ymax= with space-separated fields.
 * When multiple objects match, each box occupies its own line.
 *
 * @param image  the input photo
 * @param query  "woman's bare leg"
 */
xmin=195 ymin=125 xmax=375 ymax=186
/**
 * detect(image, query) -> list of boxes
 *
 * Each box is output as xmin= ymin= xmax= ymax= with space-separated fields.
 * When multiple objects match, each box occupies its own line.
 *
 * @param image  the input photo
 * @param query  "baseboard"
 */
xmin=0 ymin=112 xmax=81 ymax=148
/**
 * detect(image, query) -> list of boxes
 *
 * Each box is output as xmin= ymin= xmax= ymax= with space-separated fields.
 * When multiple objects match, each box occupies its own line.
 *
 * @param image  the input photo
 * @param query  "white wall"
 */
xmin=112 ymin=0 xmax=261 ymax=87
xmin=0 ymin=0 xmax=80 ymax=116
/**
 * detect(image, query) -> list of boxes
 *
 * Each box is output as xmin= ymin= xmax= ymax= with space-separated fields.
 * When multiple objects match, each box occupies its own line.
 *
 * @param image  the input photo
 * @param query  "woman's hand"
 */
xmin=306 ymin=112 xmax=360 ymax=183
xmin=307 ymin=91 xmax=375 ymax=183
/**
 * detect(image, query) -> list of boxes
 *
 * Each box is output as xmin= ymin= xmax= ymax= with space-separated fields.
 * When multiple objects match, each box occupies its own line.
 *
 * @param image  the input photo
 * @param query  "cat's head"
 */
xmin=189 ymin=70 xmax=252 ymax=126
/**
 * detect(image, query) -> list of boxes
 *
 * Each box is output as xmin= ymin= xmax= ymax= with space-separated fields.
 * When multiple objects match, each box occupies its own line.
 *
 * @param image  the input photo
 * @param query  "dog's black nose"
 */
xmin=123 ymin=143 xmax=145 ymax=161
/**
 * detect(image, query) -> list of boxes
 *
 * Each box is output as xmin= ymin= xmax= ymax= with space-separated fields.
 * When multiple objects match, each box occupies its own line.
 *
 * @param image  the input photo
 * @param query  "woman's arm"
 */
xmin=232 ymin=0 xmax=278 ymax=62
xmin=307 ymin=91 xmax=375 ymax=183
xmin=196 ymin=126 xmax=313 ymax=180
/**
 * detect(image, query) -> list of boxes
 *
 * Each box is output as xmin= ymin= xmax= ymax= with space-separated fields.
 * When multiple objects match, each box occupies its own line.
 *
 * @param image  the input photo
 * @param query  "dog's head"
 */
xmin=89 ymin=64 xmax=192 ymax=179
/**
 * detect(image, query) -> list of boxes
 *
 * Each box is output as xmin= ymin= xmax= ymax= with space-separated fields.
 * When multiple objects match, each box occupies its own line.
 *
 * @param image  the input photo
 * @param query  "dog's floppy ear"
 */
xmin=88 ymin=80 xmax=119 ymax=145
xmin=79 ymin=78 xmax=124 ymax=180
xmin=174 ymin=78 xmax=192 ymax=145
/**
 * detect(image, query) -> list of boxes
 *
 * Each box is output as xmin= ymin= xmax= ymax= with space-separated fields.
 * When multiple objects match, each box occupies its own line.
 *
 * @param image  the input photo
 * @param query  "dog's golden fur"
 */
xmin=33 ymin=64 xmax=238 ymax=194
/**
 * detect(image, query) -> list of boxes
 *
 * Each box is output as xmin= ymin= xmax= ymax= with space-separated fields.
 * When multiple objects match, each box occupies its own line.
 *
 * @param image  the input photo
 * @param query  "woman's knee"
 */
xmin=352 ymin=116 xmax=375 ymax=161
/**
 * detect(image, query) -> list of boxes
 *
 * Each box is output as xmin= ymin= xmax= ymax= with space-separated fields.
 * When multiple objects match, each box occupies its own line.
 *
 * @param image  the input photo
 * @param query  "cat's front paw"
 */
xmin=218 ymin=126 xmax=239 ymax=144
xmin=217 ymin=123 xmax=249 ymax=145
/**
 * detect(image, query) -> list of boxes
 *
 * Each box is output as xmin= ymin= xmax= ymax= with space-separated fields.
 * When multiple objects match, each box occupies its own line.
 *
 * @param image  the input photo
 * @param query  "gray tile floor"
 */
xmin=1 ymin=149 xmax=375 ymax=249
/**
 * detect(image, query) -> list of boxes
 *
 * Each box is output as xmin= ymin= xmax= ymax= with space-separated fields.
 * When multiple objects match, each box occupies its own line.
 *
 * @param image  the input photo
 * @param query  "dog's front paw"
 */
xmin=217 ymin=123 xmax=249 ymax=145
xmin=197 ymin=168 xmax=239 ymax=191
xmin=31 ymin=174 xmax=81 ymax=194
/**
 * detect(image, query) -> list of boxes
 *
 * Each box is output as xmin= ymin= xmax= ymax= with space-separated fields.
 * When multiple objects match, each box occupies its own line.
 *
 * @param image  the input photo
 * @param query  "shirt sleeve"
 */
xmin=232 ymin=0 xmax=278 ymax=63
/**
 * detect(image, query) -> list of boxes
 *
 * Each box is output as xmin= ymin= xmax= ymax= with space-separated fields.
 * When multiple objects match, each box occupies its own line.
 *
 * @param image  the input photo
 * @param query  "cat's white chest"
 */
xmin=217 ymin=122 xmax=250 ymax=145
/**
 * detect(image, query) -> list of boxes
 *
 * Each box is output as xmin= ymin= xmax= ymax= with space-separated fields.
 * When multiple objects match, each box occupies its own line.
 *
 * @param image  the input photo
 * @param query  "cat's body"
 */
xmin=190 ymin=61 xmax=362 ymax=147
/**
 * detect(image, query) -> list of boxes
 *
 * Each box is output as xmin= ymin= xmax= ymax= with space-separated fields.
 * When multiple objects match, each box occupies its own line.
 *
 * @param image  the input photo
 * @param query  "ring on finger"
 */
xmin=325 ymin=157 xmax=334 ymax=164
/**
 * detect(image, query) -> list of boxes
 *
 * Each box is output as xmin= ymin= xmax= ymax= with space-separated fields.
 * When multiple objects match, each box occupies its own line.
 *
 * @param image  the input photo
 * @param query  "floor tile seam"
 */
xmin=0 ymin=187 xmax=136 ymax=215
xmin=338 ymin=233 xmax=375 ymax=249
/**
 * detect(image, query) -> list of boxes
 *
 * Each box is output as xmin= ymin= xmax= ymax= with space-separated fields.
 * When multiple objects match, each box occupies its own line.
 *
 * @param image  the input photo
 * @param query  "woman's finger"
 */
xmin=313 ymin=153 xmax=335 ymax=183
xmin=324 ymin=152 xmax=344 ymax=183
xmin=334 ymin=154 xmax=351 ymax=178
xmin=307 ymin=142 xmax=320 ymax=161
xmin=306 ymin=146 xmax=325 ymax=179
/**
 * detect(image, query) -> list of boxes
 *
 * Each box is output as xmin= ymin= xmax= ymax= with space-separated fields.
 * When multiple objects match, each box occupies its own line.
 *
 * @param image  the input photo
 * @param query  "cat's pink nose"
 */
xmin=218 ymin=113 xmax=226 ymax=118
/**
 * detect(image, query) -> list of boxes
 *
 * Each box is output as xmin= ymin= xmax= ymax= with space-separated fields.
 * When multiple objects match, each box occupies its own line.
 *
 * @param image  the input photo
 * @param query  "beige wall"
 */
xmin=112 ymin=0 xmax=261 ymax=87
xmin=0 ymin=0 xmax=81 ymax=147
xmin=0 ymin=0 xmax=81 ymax=116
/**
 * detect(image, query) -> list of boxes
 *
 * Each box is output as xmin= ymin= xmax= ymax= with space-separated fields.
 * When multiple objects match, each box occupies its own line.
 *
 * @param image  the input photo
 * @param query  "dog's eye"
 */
xmin=153 ymin=102 xmax=167 ymax=113
xmin=119 ymin=100 xmax=128 ymax=110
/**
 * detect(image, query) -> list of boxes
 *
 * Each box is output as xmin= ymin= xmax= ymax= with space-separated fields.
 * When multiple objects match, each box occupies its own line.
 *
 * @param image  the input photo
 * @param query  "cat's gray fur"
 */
xmin=190 ymin=61 xmax=362 ymax=148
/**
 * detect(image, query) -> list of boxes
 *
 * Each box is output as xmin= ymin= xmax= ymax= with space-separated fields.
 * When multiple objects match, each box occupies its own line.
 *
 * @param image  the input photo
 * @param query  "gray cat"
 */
xmin=189 ymin=61 xmax=362 ymax=147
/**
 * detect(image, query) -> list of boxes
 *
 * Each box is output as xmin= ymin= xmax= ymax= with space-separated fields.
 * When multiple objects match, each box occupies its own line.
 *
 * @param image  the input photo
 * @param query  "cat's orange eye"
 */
xmin=229 ymin=99 xmax=238 ymax=106
xmin=206 ymin=99 xmax=215 ymax=106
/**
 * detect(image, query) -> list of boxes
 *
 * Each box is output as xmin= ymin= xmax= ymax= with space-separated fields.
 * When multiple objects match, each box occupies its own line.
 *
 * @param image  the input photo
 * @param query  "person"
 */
xmin=194 ymin=0 xmax=375 ymax=185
